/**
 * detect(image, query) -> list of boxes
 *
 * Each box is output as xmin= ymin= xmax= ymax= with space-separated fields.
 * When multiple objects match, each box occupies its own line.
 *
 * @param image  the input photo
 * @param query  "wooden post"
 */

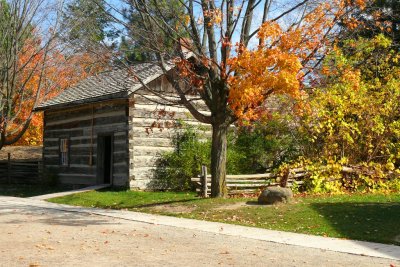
xmin=7 ymin=153 xmax=11 ymax=184
xmin=201 ymin=165 xmax=208 ymax=198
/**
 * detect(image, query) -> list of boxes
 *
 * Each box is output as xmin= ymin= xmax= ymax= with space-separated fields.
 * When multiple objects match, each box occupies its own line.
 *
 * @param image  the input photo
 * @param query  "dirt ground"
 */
xmin=0 ymin=146 xmax=42 ymax=161
xmin=0 ymin=198 xmax=399 ymax=267
xmin=150 ymin=202 xmax=249 ymax=213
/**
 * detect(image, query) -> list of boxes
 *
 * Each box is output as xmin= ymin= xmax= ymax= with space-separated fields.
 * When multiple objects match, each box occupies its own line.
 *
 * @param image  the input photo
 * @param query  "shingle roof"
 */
xmin=35 ymin=62 xmax=164 ymax=110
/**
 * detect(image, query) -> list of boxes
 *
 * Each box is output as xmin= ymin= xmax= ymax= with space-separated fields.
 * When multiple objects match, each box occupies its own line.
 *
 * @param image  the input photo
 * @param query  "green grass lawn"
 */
xmin=48 ymin=189 xmax=400 ymax=245
xmin=0 ymin=184 xmax=72 ymax=198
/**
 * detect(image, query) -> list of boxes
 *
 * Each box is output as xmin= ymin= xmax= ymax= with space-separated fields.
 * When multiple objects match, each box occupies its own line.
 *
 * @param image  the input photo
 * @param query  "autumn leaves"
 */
xmin=176 ymin=0 xmax=370 ymax=123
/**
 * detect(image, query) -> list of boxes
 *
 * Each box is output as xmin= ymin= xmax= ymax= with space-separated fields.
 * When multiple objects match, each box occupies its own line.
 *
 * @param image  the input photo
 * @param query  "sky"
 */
xmin=27 ymin=0 xmax=314 ymax=60
xmin=100 ymin=0 xmax=310 ymax=54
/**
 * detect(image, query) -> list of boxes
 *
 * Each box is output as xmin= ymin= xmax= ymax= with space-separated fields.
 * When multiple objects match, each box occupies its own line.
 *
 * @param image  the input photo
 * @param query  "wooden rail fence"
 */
xmin=191 ymin=165 xmax=399 ymax=197
xmin=191 ymin=166 xmax=306 ymax=197
xmin=0 ymin=153 xmax=43 ymax=184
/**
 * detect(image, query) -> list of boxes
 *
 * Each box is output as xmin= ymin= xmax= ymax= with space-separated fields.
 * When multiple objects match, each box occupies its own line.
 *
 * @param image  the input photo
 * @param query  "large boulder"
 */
xmin=258 ymin=187 xmax=293 ymax=205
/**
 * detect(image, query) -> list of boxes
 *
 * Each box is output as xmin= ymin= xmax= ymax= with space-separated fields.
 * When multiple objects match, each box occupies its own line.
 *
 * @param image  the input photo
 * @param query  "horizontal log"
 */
xmin=290 ymin=168 xmax=305 ymax=173
xmin=227 ymin=183 xmax=270 ymax=187
xmin=194 ymin=182 xmax=270 ymax=187
xmin=130 ymin=105 xmax=210 ymax=120
xmin=130 ymin=105 xmax=196 ymax=115
xmin=195 ymin=190 xmax=211 ymax=194
xmin=191 ymin=178 xmax=271 ymax=183
xmin=289 ymin=173 xmax=307 ymax=178
xmin=45 ymin=122 xmax=127 ymax=134
xmin=133 ymin=155 xmax=158 ymax=168
xmin=0 ymin=167 xmax=41 ymax=171
xmin=130 ymin=126 xmax=210 ymax=139
xmin=58 ymin=173 xmax=95 ymax=177
xmin=227 ymin=174 xmax=276 ymax=179
xmin=129 ymin=117 xmax=210 ymax=129
xmin=2 ymin=173 xmax=40 ymax=177
xmin=59 ymin=178 xmax=96 ymax=185
xmin=199 ymin=173 xmax=276 ymax=179
xmin=45 ymin=99 xmax=127 ymax=120
xmin=0 ymin=159 xmax=42 ymax=163
xmin=44 ymin=128 xmax=83 ymax=139
xmin=132 ymin=93 xmax=208 ymax=108
xmin=133 ymin=137 xmax=173 ymax=148
xmin=46 ymin=110 xmax=126 ymax=127
xmin=0 ymin=164 xmax=41 ymax=167
xmin=44 ymin=146 xmax=58 ymax=151
xmin=9 ymin=163 xmax=40 ymax=167
xmin=113 ymin=153 xmax=129 ymax=163
xmin=113 ymin=172 xmax=128 ymax=178
xmin=133 ymin=146 xmax=174 ymax=157
xmin=113 ymin=175 xmax=129 ymax=185
xmin=9 ymin=171 xmax=39 ymax=175
xmin=45 ymin=115 xmax=127 ymax=131
xmin=3 ymin=171 xmax=40 ymax=176
xmin=129 ymin=179 xmax=151 ymax=189
xmin=228 ymin=189 xmax=258 ymax=194
xmin=69 ymin=155 xmax=96 ymax=165
xmin=44 ymin=133 xmax=126 ymax=147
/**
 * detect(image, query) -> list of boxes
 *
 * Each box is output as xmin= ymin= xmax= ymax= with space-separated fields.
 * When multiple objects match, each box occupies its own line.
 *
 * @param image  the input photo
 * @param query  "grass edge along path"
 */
xmin=48 ymin=190 xmax=400 ymax=246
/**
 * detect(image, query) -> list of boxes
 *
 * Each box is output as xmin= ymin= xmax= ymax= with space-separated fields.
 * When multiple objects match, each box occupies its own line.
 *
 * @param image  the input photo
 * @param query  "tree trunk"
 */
xmin=210 ymin=122 xmax=228 ymax=197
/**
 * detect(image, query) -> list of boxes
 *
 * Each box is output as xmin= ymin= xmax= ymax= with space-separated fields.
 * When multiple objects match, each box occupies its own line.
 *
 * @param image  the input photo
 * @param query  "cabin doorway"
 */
xmin=97 ymin=134 xmax=113 ymax=185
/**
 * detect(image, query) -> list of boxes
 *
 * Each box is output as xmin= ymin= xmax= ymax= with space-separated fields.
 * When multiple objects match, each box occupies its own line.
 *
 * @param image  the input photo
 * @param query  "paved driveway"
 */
xmin=0 ymin=197 xmax=399 ymax=267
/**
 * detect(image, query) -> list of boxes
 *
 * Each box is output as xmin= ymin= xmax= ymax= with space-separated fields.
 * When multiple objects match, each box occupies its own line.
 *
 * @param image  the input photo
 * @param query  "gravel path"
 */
xmin=0 ymin=197 xmax=399 ymax=267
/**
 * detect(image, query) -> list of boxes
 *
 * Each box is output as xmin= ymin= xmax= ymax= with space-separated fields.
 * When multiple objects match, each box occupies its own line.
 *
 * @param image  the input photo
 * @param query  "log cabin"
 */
xmin=35 ymin=63 xmax=209 ymax=189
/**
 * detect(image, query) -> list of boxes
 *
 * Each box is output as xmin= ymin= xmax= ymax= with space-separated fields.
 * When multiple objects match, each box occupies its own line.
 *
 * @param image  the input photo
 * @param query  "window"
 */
xmin=60 ymin=138 xmax=69 ymax=166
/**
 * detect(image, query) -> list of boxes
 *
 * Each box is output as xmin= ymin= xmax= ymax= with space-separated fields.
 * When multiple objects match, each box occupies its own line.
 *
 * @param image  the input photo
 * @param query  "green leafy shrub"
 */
xmin=150 ymin=125 xmax=211 ymax=191
xmin=232 ymin=113 xmax=304 ymax=173
xmin=151 ymin=112 xmax=303 ymax=191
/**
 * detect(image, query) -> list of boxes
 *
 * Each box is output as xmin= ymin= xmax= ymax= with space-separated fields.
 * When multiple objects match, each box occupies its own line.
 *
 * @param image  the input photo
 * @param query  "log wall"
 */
xmin=0 ymin=159 xmax=42 ymax=184
xmin=43 ymin=99 xmax=130 ymax=187
xmin=128 ymin=76 xmax=210 ymax=189
xmin=42 ymin=75 xmax=210 ymax=189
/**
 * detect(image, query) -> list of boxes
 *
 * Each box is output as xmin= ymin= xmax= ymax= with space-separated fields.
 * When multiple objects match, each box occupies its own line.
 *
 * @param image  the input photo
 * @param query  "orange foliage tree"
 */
xmin=0 ymin=0 xmax=108 ymax=148
xmin=108 ymin=0 xmax=367 ymax=197
xmin=12 ymin=47 xmax=107 ymax=146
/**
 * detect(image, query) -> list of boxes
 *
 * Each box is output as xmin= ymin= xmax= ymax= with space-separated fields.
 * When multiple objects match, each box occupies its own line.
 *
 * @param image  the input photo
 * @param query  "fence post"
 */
xmin=7 ymin=153 xmax=11 ymax=184
xmin=201 ymin=165 xmax=208 ymax=198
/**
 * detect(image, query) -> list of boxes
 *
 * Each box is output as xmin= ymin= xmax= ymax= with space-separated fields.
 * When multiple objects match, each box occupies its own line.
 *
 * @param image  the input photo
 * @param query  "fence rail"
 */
xmin=191 ymin=166 xmax=306 ymax=197
xmin=0 ymin=153 xmax=42 ymax=184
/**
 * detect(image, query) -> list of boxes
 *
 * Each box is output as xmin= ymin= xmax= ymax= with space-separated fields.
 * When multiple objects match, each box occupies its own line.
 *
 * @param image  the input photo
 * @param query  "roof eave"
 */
xmin=35 ymin=62 xmax=175 ymax=112
xmin=34 ymin=91 xmax=129 ymax=112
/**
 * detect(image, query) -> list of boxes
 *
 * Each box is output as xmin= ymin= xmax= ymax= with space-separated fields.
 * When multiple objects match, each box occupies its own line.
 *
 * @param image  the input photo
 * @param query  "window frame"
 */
xmin=59 ymin=137 xmax=70 ymax=167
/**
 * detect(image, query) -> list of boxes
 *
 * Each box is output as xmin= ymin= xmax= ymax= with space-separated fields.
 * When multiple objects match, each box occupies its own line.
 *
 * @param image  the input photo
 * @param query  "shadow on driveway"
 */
xmin=0 ymin=204 xmax=115 ymax=227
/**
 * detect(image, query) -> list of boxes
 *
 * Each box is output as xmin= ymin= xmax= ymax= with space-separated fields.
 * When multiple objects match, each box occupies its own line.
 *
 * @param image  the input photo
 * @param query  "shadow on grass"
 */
xmin=310 ymin=201 xmax=400 ymax=246
xmin=245 ymin=201 xmax=261 ymax=206
xmin=133 ymin=198 xmax=200 ymax=208
xmin=95 ymin=188 xmax=128 ymax=193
